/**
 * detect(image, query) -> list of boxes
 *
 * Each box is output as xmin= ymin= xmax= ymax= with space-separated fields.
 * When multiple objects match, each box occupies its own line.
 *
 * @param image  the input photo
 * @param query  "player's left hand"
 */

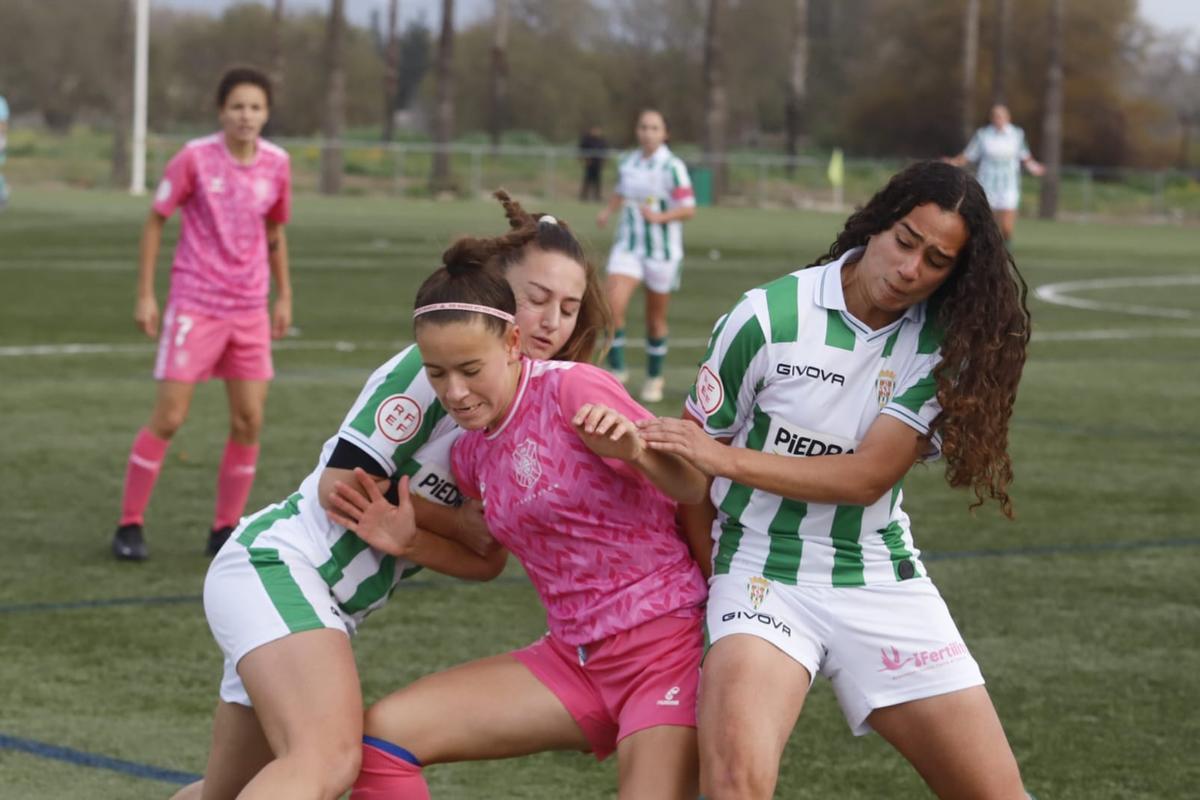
xmin=327 ymin=468 xmax=419 ymax=557
xmin=271 ymin=296 xmax=292 ymax=339
xmin=636 ymin=416 xmax=727 ymax=476
xmin=572 ymin=403 xmax=645 ymax=462
xmin=639 ymin=207 xmax=665 ymax=224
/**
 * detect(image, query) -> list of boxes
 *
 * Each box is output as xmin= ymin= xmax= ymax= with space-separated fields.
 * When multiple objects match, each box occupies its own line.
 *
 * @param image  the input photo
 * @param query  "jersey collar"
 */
xmin=814 ymin=248 xmax=925 ymax=335
xmin=638 ymin=144 xmax=670 ymax=165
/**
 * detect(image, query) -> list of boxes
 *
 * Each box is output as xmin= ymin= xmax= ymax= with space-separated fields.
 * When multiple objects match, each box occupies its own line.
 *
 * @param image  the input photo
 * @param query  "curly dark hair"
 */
xmin=812 ymin=160 xmax=1030 ymax=516
xmin=413 ymin=191 xmax=612 ymax=364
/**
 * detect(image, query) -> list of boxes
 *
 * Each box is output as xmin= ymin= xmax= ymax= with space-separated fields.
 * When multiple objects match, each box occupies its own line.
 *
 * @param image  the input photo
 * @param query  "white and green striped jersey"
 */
xmin=242 ymin=344 xmax=463 ymax=624
xmin=685 ymin=249 xmax=944 ymax=588
xmin=612 ymin=144 xmax=694 ymax=263
xmin=964 ymin=124 xmax=1030 ymax=209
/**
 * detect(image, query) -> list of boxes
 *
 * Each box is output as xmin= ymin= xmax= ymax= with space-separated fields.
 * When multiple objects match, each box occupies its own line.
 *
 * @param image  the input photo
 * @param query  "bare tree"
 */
xmin=430 ymin=0 xmax=455 ymax=193
xmin=702 ymin=0 xmax=727 ymax=201
xmin=961 ymin=0 xmax=980 ymax=144
xmin=489 ymin=0 xmax=509 ymax=149
xmin=784 ymin=0 xmax=808 ymax=175
xmin=1038 ymin=0 xmax=1063 ymax=219
xmin=271 ymin=0 xmax=286 ymax=133
xmin=319 ymin=0 xmax=345 ymax=195
xmin=381 ymin=0 xmax=400 ymax=142
xmin=991 ymin=0 xmax=1009 ymax=106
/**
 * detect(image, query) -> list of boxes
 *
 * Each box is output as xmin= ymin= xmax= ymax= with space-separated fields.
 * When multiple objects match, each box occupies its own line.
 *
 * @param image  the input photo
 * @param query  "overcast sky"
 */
xmin=159 ymin=0 xmax=1200 ymax=37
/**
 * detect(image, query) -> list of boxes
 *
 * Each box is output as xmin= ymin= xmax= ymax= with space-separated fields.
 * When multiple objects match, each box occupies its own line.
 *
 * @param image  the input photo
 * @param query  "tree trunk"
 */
xmin=1038 ymin=0 xmax=1063 ymax=219
xmin=784 ymin=0 xmax=808 ymax=176
xmin=382 ymin=0 xmax=399 ymax=142
xmin=702 ymin=0 xmax=727 ymax=201
xmin=991 ymin=0 xmax=1009 ymax=106
xmin=270 ymin=0 xmax=285 ymax=133
xmin=489 ymin=0 xmax=509 ymax=150
xmin=111 ymin=0 xmax=133 ymax=187
xmin=430 ymin=0 xmax=455 ymax=193
xmin=319 ymin=0 xmax=345 ymax=195
xmin=961 ymin=0 xmax=980 ymax=145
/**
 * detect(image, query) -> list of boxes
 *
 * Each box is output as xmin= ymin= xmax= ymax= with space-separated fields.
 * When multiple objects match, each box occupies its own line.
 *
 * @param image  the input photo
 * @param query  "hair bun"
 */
xmin=442 ymin=237 xmax=490 ymax=276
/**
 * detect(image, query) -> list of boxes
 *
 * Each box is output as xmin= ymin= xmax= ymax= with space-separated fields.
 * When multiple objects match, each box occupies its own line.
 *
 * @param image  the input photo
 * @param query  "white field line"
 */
xmin=1034 ymin=274 xmax=1200 ymax=320
xmin=0 ymin=338 xmax=713 ymax=358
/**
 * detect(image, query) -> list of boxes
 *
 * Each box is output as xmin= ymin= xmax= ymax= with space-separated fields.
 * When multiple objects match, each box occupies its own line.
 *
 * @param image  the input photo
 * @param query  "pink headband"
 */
xmin=412 ymin=302 xmax=516 ymax=324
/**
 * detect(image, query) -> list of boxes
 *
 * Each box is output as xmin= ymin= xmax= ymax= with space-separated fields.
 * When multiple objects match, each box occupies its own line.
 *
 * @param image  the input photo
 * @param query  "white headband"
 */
xmin=538 ymin=215 xmax=559 ymax=226
xmin=412 ymin=302 xmax=516 ymax=324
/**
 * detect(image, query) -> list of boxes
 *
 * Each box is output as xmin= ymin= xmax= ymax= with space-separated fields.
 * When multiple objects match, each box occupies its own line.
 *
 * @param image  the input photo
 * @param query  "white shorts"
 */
xmin=203 ymin=517 xmax=352 ymax=707
xmin=706 ymin=573 xmax=984 ymax=736
xmin=606 ymin=248 xmax=683 ymax=294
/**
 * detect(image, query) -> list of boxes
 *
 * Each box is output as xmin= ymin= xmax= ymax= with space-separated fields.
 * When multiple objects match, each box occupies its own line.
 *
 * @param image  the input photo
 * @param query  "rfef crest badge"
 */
xmin=876 ymin=369 xmax=897 ymax=408
xmin=512 ymin=438 xmax=542 ymax=490
xmin=747 ymin=576 xmax=770 ymax=610
xmin=696 ymin=365 xmax=724 ymax=415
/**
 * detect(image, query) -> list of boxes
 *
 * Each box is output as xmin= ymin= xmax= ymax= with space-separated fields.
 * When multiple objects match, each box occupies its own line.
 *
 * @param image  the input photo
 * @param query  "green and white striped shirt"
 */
xmin=612 ymin=144 xmax=694 ymax=263
xmin=685 ymin=250 xmax=944 ymax=587
xmin=246 ymin=345 xmax=463 ymax=624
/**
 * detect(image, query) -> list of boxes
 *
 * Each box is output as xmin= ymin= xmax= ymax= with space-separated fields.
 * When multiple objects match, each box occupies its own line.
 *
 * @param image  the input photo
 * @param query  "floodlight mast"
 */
xmin=130 ymin=0 xmax=150 ymax=195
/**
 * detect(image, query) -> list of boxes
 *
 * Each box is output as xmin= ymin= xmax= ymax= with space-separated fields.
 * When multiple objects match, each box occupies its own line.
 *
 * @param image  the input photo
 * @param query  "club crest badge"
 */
xmin=876 ymin=368 xmax=897 ymax=408
xmin=512 ymin=438 xmax=542 ymax=490
xmin=747 ymin=576 xmax=770 ymax=610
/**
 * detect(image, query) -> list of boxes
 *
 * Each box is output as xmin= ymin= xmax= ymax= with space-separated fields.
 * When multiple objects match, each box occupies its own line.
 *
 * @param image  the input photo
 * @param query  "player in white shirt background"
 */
xmin=596 ymin=108 xmax=696 ymax=404
xmin=949 ymin=103 xmax=1045 ymax=242
xmin=640 ymin=161 xmax=1034 ymax=799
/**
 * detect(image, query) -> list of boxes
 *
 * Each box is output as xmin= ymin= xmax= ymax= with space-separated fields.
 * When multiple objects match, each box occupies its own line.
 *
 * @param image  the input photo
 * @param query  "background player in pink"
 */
xmin=327 ymin=245 xmax=710 ymax=799
xmin=111 ymin=66 xmax=293 ymax=561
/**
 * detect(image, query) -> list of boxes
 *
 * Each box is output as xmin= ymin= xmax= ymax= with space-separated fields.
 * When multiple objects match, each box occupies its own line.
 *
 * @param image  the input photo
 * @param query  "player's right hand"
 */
xmin=134 ymin=295 xmax=160 ymax=338
xmin=327 ymin=468 xmax=420 ymax=557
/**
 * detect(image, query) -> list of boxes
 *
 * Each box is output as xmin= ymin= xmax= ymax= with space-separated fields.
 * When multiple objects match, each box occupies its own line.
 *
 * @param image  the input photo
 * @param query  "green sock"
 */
xmin=608 ymin=328 xmax=626 ymax=371
xmin=646 ymin=336 xmax=668 ymax=378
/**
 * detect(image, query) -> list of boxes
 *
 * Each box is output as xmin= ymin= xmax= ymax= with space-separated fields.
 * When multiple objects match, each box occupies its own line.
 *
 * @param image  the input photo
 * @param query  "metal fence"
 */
xmin=10 ymin=130 xmax=1199 ymax=224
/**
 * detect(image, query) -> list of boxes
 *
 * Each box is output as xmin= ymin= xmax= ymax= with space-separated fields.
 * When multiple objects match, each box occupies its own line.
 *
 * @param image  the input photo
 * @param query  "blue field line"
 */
xmin=0 ymin=733 xmax=201 ymax=785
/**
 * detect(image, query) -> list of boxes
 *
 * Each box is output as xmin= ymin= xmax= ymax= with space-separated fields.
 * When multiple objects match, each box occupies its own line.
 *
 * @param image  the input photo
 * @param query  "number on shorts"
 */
xmin=174 ymin=315 xmax=194 ymax=348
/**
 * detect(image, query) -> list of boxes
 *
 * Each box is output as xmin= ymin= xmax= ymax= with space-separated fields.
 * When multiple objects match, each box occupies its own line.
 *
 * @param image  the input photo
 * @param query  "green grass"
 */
xmin=0 ymin=188 xmax=1197 ymax=798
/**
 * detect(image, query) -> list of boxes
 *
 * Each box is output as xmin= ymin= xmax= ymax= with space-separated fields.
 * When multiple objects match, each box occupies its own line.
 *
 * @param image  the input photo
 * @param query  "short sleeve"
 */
xmin=266 ymin=155 xmax=291 ymax=224
xmin=685 ymin=294 xmax=769 ymax=438
xmin=450 ymin=436 xmax=481 ymax=500
xmin=614 ymin=153 xmax=631 ymax=197
xmin=152 ymin=147 xmax=196 ymax=217
xmin=0 ymin=97 xmax=9 ymax=122
xmin=557 ymin=364 xmax=652 ymax=424
xmin=668 ymin=159 xmax=695 ymax=208
xmin=557 ymin=364 xmax=653 ymax=480
xmin=336 ymin=346 xmax=446 ymax=476
xmin=963 ymin=130 xmax=982 ymax=163
xmin=881 ymin=349 xmax=944 ymax=458
xmin=1017 ymin=129 xmax=1031 ymax=161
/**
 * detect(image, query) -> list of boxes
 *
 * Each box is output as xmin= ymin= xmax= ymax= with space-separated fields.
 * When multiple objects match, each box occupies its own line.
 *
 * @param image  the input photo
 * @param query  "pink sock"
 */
xmin=352 ymin=739 xmax=430 ymax=800
xmin=212 ymin=439 xmax=259 ymax=530
xmin=119 ymin=428 xmax=170 ymax=526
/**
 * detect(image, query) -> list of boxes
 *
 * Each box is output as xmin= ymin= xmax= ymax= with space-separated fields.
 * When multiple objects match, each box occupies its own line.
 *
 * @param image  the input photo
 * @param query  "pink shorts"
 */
xmin=512 ymin=610 xmax=704 ymax=761
xmin=154 ymin=304 xmax=273 ymax=383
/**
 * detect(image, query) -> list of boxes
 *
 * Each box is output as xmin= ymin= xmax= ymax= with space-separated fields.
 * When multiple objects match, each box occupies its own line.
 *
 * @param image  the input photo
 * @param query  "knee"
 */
xmin=289 ymin=739 xmax=362 ymax=798
xmin=149 ymin=409 xmax=186 ymax=439
xmin=229 ymin=410 xmax=263 ymax=443
xmin=701 ymin=748 xmax=776 ymax=800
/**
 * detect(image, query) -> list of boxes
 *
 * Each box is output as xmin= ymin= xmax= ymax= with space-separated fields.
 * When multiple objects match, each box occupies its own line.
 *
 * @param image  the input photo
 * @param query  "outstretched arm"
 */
xmin=327 ymin=469 xmax=507 ymax=581
xmin=638 ymin=412 xmax=925 ymax=507
xmin=572 ymin=403 xmax=708 ymax=504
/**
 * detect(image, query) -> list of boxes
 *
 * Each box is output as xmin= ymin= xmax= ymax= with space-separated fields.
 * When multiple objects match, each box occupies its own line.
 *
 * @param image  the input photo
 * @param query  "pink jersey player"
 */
xmin=154 ymin=132 xmax=290 ymax=317
xmin=451 ymin=359 xmax=706 ymax=645
xmin=111 ymin=66 xmax=293 ymax=564
xmin=328 ymin=247 xmax=710 ymax=799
